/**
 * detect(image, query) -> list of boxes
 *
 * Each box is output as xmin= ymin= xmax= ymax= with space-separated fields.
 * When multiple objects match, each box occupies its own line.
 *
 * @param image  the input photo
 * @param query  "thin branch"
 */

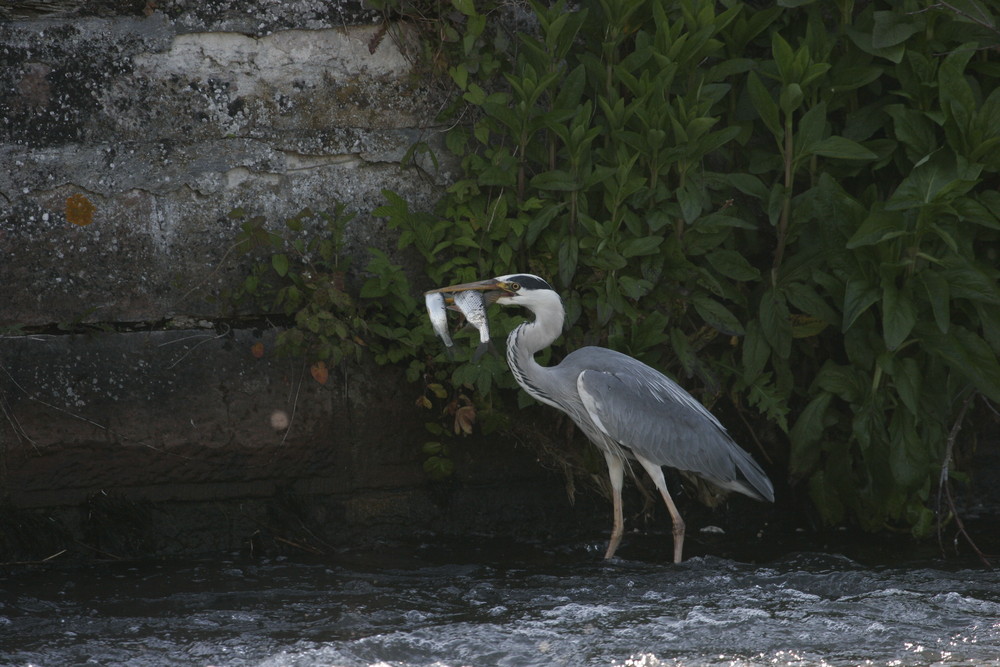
xmin=937 ymin=392 xmax=992 ymax=568
xmin=278 ymin=361 xmax=306 ymax=448
xmin=177 ymin=240 xmax=244 ymax=303
xmin=934 ymin=1 xmax=999 ymax=36
xmin=0 ymin=362 xmax=193 ymax=459
xmin=0 ymin=549 xmax=67 ymax=567
xmin=161 ymin=324 xmax=232 ymax=370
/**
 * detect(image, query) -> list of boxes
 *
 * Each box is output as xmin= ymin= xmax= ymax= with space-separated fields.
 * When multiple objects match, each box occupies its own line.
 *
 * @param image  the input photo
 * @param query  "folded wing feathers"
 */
xmin=575 ymin=356 xmax=774 ymax=503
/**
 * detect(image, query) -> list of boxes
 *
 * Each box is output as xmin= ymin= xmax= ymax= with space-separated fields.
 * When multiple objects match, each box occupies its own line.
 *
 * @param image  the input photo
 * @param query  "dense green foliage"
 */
xmin=236 ymin=0 xmax=1000 ymax=535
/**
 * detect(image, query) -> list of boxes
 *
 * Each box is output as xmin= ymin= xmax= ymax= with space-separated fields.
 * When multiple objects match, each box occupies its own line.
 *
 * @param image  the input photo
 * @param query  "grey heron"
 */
xmin=428 ymin=273 xmax=774 ymax=562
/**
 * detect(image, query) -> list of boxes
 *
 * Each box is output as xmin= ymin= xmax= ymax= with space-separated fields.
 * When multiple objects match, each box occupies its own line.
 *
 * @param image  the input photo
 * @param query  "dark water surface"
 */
xmin=3 ymin=539 xmax=1000 ymax=667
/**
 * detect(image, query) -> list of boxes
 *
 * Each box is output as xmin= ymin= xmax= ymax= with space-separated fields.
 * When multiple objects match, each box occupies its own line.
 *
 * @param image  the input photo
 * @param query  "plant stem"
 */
xmin=772 ymin=113 xmax=794 ymax=284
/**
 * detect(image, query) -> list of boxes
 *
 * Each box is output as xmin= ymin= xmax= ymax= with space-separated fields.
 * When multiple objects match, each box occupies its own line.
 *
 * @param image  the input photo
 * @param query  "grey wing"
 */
xmin=575 ymin=359 xmax=774 ymax=502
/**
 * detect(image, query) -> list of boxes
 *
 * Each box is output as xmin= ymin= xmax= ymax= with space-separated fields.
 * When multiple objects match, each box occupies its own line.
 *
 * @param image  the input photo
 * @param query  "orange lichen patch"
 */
xmin=250 ymin=342 xmax=265 ymax=358
xmin=66 ymin=194 xmax=96 ymax=226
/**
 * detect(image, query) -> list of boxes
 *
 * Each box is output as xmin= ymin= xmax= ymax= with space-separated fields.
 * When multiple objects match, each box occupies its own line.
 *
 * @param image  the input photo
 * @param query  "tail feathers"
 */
xmin=701 ymin=449 xmax=775 ymax=503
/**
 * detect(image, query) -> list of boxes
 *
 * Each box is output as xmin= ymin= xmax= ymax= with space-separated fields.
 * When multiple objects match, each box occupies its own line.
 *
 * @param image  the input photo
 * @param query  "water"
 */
xmin=3 ymin=539 xmax=1000 ymax=667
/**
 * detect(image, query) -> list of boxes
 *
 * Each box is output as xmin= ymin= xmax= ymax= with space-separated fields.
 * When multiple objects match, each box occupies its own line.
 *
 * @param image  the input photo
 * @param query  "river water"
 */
xmin=3 ymin=538 xmax=999 ymax=667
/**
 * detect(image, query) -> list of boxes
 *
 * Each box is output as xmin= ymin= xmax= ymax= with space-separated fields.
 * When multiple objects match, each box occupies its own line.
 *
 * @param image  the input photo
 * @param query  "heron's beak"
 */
xmin=424 ymin=278 xmax=510 ymax=306
xmin=424 ymin=278 xmax=501 ymax=294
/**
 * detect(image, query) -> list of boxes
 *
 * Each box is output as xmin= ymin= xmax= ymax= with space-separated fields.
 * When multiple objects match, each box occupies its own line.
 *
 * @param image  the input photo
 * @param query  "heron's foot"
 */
xmin=604 ymin=530 xmax=623 ymax=560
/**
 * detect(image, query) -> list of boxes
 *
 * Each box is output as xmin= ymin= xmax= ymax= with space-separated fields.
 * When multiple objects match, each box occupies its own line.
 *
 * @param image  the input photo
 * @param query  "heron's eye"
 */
xmin=509 ymin=282 xmax=521 ymax=291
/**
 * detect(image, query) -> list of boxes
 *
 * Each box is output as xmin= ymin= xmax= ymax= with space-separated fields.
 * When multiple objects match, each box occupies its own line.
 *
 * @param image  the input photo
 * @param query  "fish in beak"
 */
xmin=424 ymin=279 xmax=509 ymax=359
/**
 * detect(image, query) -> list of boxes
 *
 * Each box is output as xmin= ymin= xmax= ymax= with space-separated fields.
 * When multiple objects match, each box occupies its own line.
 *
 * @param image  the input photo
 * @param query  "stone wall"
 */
xmin=0 ymin=1 xmax=598 ymax=560
xmin=1 ymin=0 xmax=449 ymax=325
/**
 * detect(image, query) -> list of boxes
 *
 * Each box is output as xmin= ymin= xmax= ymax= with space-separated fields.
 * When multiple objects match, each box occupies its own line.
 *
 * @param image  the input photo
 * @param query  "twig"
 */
xmin=177 ymin=240 xmax=244 ymax=303
xmin=273 ymin=535 xmax=324 ymax=555
xmin=1 ymin=381 xmax=38 ymax=450
xmin=937 ymin=392 xmax=992 ymax=567
xmin=75 ymin=540 xmax=123 ymax=560
xmin=161 ymin=323 xmax=232 ymax=369
xmin=733 ymin=402 xmax=774 ymax=466
xmin=0 ymin=549 xmax=67 ymax=566
xmin=278 ymin=361 xmax=306 ymax=448
xmin=935 ymin=1 xmax=999 ymax=36
xmin=0 ymin=362 xmax=130 ymax=442
xmin=0 ymin=361 xmax=194 ymax=460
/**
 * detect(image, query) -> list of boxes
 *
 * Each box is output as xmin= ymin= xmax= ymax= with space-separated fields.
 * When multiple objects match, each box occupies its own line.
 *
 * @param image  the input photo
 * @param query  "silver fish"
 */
xmin=451 ymin=289 xmax=492 ymax=361
xmin=424 ymin=291 xmax=454 ymax=355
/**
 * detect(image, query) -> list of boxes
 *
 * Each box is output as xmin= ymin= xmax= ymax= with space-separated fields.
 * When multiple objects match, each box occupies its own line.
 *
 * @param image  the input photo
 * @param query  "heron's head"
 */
xmin=425 ymin=273 xmax=560 ymax=312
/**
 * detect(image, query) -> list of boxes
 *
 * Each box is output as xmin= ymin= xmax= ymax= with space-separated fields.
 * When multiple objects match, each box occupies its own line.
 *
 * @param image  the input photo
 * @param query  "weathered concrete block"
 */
xmin=1 ymin=7 xmax=452 ymax=326
xmin=0 ymin=2 xmax=552 ymax=560
xmin=0 ymin=327 xmax=596 ymax=559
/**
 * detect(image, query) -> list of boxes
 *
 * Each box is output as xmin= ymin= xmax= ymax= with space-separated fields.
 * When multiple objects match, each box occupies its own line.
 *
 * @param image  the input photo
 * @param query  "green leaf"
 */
xmin=894 ymin=356 xmax=922 ymax=416
xmin=796 ymin=102 xmax=826 ymax=155
xmin=942 ymin=259 xmax=1000 ymax=305
xmin=808 ymin=470 xmax=846 ymax=526
xmin=771 ymin=32 xmax=796 ymax=84
xmin=423 ymin=455 xmax=455 ymax=481
xmin=811 ymin=136 xmax=878 ymax=160
xmin=815 ymin=361 xmax=864 ymax=403
xmin=882 ymin=280 xmax=916 ymax=351
xmin=922 ymin=325 xmax=1000 ymax=403
xmin=785 ymin=281 xmax=840 ymax=327
xmin=621 ymin=236 xmax=664 ymax=258
xmin=748 ymin=71 xmax=781 ymax=139
xmin=676 ymin=182 xmax=703 ymax=224
xmin=747 ymin=375 xmax=789 ymax=433
xmin=558 ymin=236 xmax=579 ymax=287
xmin=692 ymin=294 xmax=745 ymax=335
xmin=741 ymin=319 xmax=770 ymax=383
xmin=846 ymin=208 xmax=907 ymax=248
xmin=722 ymin=173 xmax=768 ymax=201
xmin=451 ymin=0 xmax=475 ymax=15
xmin=779 ymin=82 xmax=803 ymax=115
xmin=845 ymin=23 xmax=905 ymax=64
xmin=887 ymin=152 xmax=983 ymax=210
xmin=842 ymin=278 xmax=880 ymax=332
xmin=759 ymin=288 xmax=792 ymax=358
xmin=449 ymin=64 xmax=468 ymax=90
xmin=670 ymin=327 xmax=697 ymax=378
xmin=871 ymin=11 xmax=921 ymax=48
xmin=938 ymin=47 xmax=977 ymax=122
xmin=789 ymin=391 xmax=833 ymax=476
xmin=530 ymin=170 xmax=579 ymax=191
xmin=272 ymin=253 xmax=289 ymax=277
xmin=706 ymin=249 xmax=761 ymax=281
xmin=919 ymin=270 xmax=950 ymax=333
xmin=884 ymin=104 xmax=936 ymax=157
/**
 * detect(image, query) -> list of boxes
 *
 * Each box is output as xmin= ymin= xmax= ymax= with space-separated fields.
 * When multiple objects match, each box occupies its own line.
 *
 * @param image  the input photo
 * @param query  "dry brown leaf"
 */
xmin=310 ymin=360 xmax=329 ymax=385
xmin=454 ymin=405 xmax=476 ymax=435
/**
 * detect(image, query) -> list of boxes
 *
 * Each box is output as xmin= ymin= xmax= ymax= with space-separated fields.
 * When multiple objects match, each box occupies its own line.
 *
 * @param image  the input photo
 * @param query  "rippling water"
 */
xmin=3 ymin=539 xmax=1000 ymax=666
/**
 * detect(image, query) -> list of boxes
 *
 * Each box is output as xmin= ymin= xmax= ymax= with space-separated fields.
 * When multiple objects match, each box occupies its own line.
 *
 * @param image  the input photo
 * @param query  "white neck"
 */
xmin=505 ymin=290 xmax=564 ymax=408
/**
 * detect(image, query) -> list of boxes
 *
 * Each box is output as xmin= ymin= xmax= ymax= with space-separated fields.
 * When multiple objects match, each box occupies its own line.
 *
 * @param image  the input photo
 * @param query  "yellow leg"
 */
xmin=636 ymin=455 xmax=686 ymax=563
xmin=603 ymin=453 xmax=625 ymax=559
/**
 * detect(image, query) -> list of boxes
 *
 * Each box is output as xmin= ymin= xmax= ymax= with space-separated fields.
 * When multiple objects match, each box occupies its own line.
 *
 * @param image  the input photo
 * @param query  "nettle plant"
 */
xmin=377 ymin=0 xmax=1000 ymax=535
xmin=234 ymin=0 xmax=1000 ymax=537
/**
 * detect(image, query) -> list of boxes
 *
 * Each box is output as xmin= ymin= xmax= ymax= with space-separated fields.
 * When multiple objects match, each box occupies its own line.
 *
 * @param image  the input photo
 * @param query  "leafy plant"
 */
xmin=230 ymin=0 xmax=1000 ymax=537
xmin=225 ymin=204 xmax=366 ymax=371
xmin=369 ymin=0 xmax=1000 ymax=536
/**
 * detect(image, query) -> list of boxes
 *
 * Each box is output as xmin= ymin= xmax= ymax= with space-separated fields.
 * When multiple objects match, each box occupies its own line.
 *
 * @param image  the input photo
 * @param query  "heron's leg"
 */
xmin=602 ymin=452 xmax=625 ymax=559
xmin=635 ymin=455 xmax=685 ymax=564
